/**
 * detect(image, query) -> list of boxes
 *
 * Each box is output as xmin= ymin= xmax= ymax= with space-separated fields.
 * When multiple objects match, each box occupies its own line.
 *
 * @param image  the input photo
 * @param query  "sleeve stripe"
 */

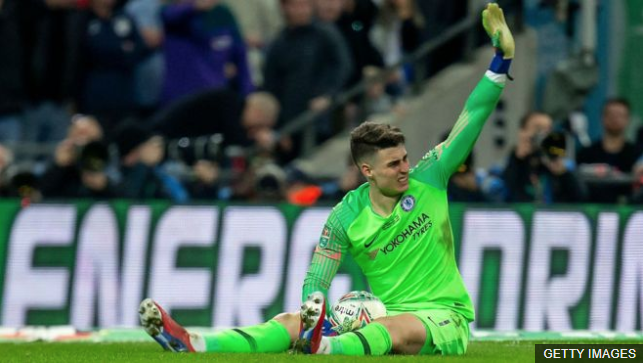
xmin=485 ymin=70 xmax=507 ymax=84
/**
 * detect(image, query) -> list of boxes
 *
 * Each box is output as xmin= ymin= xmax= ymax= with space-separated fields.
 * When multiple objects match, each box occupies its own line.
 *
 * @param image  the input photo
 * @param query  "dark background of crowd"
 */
xmin=0 ymin=0 xmax=641 ymax=206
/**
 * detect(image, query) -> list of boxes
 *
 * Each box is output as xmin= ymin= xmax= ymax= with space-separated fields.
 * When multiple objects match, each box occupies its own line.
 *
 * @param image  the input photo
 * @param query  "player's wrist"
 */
xmin=489 ymin=51 xmax=512 ymax=74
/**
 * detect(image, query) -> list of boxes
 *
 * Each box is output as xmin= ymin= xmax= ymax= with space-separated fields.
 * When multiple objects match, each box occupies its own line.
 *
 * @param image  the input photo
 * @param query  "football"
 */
xmin=328 ymin=291 xmax=387 ymax=335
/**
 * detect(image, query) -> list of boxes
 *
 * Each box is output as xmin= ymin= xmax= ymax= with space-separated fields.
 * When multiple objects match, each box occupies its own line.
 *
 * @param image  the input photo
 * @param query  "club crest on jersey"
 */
xmin=319 ymin=226 xmax=332 ymax=247
xmin=401 ymin=195 xmax=415 ymax=212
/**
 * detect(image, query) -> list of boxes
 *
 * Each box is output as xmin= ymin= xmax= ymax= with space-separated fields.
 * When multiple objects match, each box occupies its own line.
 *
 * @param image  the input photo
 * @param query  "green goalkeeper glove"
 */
xmin=482 ymin=3 xmax=515 ymax=60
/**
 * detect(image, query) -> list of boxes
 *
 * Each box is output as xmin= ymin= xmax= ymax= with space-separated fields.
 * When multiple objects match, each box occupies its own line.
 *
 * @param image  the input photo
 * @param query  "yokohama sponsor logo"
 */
xmin=380 ymin=213 xmax=432 ymax=256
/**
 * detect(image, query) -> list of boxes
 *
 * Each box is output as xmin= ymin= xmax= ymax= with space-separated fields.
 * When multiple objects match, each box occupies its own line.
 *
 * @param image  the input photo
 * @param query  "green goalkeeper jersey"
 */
xmin=302 ymin=74 xmax=505 ymax=322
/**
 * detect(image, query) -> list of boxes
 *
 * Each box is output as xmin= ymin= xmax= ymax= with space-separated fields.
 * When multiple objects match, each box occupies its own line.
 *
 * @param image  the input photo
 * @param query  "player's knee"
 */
xmin=272 ymin=312 xmax=300 ymax=341
xmin=272 ymin=312 xmax=299 ymax=326
xmin=374 ymin=319 xmax=399 ymax=344
xmin=375 ymin=316 xmax=427 ymax=354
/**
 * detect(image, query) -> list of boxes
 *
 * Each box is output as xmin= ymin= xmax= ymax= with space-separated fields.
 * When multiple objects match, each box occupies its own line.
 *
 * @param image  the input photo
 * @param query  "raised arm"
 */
xmin=412 ymin=4 xmax=515 ymax=188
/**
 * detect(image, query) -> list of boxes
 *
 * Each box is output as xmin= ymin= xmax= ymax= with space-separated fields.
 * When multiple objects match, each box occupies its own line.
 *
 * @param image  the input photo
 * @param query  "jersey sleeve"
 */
xmin=301 ymin=208 xmax=350 ymax=305
xmin=411 ymin=73 xmax=505 ymax=189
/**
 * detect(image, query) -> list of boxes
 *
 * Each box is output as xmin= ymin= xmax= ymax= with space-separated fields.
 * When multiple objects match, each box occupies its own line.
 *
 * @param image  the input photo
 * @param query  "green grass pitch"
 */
xmin=0 ymin=340 xmax=630 ymax=363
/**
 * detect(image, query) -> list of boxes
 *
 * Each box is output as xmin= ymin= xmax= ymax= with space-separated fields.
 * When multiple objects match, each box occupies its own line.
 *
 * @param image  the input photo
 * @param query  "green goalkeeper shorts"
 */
xmin=388 ymin=309 xmax=470 ymax=355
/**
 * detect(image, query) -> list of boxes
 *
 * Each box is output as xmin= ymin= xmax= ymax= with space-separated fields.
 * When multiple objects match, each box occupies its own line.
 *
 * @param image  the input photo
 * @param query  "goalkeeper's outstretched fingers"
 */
xmin=482 ymin=3 xmax=515 ymax=59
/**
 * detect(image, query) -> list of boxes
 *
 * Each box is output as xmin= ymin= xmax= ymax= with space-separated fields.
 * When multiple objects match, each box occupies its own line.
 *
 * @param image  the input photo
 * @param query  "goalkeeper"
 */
xmin=139 ymin=3 xmax=514 ymax=356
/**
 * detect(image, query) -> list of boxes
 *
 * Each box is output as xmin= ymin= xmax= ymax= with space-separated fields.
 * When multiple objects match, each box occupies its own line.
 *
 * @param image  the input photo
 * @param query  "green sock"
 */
xmin=202 ymin=320 xmax=292 ymax=353
xmin=328 ymin=322 xmax=392 ymax=355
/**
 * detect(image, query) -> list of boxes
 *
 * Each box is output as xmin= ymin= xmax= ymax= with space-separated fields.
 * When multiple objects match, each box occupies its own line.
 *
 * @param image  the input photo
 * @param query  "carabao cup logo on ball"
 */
xmin=329 ymin=291 xmax=387 ymax=335
xmin=401 ymin=195 xmax=415 ymax=212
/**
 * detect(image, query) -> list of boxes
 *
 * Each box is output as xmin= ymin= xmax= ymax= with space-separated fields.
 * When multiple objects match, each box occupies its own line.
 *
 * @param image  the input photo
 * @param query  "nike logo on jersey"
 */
xmin=364 ymin=233 xmax=378 ymax=248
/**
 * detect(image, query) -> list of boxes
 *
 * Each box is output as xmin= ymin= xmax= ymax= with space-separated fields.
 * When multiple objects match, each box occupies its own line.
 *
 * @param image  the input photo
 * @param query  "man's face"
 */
xmin=362 ymin=145 xmax=410 ymax=197
xmin=519 ymin=113 xmax=552 ymax=147
xmin=283 ymin=0 xmax=313 ymax=27
xmin=242 ymin=102 xmax=274 ymax=138
xmin=314 ymin=0 xmax=344 ymax=22
xmin=139 ymin=136 xmax=165 ymax=167
xmin=602 ymin=102 xmax=629 ymax=137
xmin=524 ymin=114 xmax=552 ymax=138
xmin=68 ymin=116 xmax=103 ymax=147
xmin=81 ymin=170 xmax=108 ymax=191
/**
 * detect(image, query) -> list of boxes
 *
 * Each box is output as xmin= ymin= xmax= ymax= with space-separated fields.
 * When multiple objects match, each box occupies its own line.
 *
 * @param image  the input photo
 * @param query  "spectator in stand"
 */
xmin=161 ymin=0 xmax=253 ymax=105
xmin=577 ymin=99 xmax=639 ymax=172
xmin=183 ymin=159 xmax=221 ymax=199
xmin=224 ymin=92 xmax=296 ymax=200
xmin=4 ymin=168 xmax=42 ymax=204
xmin=361 ymin=65 xmax=395 ymax=118
xmin=22 ymin=0 xmax=86 ymax=143
xmin=631 ymin=156 xmax=643 ymax=204
xmin=0 ymin=144 xmax=14 ymax=196
xmin=314 ymin=0 xmax=385 ymax=128
xmin=125 ymin=0 xmax=165 ymax=114
xmin=0 ymin=142 xmax=40 ymax=203
xmin=152 ymin=89 xmax=250 ymax=145
xmin=151 ymin=90 xmax=290 ymax=162
xmin=576 ymin=98 xmax=639 ymax=203
xmin=78 ymin=0 xmax=150 ymax=132
xmin=370 ymin=0 xmax=424 ymax=93
xmin=502 ymin=112 xmax=586 ymax=204
xmin=415 ymin=0 xmax=467 ymax=77
xmin=240 ymin=92 xmax=293 ymax=164
xmin=0 ymin=0 xmax=29 ymax=142
xmin=76 ymin=140 xmax=117 ymax=199
xmin=40 ymin=115 xmax=104 ymax=199
xmin=253 ymin=163 xmax=288 ymax=202
xmin=223 ymin=0 xmax=283 ymax=86
xmin=149 ymin=89 xmax=291 ymax=199
xmin=113 ymin=121 xmax=188 ymax=202
xmin=314 ymin=0 xmax=383 ymax=89
xmin=264 ymin=0 xmax=352 ymax=153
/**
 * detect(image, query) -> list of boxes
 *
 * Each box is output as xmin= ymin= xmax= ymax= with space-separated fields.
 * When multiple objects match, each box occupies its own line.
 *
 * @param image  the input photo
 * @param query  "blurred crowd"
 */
xmin=0 ymin=0 xmax=641 ymax=206
xmin=446 ymin=99 xmax=643 ymax=205
xmin=0 ymin=0 xmax=468 ymax=204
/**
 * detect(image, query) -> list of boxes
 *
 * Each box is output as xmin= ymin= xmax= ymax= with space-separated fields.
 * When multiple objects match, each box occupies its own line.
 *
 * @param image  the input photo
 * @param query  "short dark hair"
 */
xmin=350 ymin=122 xmax=405 ymax=165
xmin=603 ymin=97 xmax=630 ymax=113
